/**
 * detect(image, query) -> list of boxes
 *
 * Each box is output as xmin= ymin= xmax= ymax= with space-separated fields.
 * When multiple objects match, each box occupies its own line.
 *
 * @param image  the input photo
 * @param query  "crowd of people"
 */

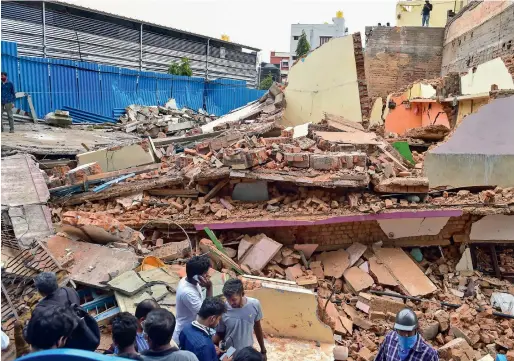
xmin=18 ymin=255 xmax=266 ymax=361
xmin=18 ymin=255 xmax=441 ymax=361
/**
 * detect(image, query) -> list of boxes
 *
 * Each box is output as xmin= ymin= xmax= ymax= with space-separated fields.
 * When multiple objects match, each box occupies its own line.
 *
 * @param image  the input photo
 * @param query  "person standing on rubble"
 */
xmin=1 ymin=71 xmax=16 ymax=133
xmin=421 ymin=0 xmax=433 ymax=26
xmin=374 ymin=308 xmax=438 ymax=361
xmin=213 ymin=279 xmax=267 ymax=361
xmin=172 ymin=256 xmax=213 ymax=344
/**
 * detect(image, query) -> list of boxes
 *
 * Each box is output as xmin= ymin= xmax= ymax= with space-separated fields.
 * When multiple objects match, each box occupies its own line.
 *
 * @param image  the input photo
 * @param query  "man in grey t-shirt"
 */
xmin=141 ymin=309 xmax=198 ymax=361
xmin=213 ymin=279 xmax=267 ymax=360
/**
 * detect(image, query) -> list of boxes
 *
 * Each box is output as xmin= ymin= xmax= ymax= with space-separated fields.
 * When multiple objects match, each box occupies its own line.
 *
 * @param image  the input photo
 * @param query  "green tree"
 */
xmin=259 ymin=74 xmax=273 ymax=90
xmin=295 ymin=30 xmax=310 ymax=58
xmin=168 ymin=57 xmax=193 ymax=76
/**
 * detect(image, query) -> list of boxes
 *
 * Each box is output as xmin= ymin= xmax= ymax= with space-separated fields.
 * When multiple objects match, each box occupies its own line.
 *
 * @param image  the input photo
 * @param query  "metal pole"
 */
xmin=42 ymin=2 xmax=47 ymax=57
xmin=205 ymin=39 xmax=210 ymax=80
xmin=139 ymin=23 xmax=143 ymax=71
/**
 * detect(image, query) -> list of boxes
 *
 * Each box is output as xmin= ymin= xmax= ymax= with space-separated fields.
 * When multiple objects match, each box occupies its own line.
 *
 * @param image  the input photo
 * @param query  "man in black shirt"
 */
xmin=422 ymin=1 xmax=433 ymax=26
xmin=33 ymin=272 xmax=81 ymax=312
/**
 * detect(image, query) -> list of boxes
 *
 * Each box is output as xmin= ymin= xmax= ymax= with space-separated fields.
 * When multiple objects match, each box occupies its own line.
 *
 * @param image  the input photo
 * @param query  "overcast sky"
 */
xmin=73 ymin=0 xmax=396 ymax=62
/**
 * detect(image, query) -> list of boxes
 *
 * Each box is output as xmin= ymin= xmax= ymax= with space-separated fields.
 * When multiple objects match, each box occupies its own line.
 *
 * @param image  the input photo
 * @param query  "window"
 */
xmin=293 ymin=36 xmax=299 ymax=40
xmin=281 ymin=61 xmax=289 ymax=67
xmin=319 ymin=36 xmax=332 ymax=46
xmin=220 ymin=47 xmax=226 ymax=59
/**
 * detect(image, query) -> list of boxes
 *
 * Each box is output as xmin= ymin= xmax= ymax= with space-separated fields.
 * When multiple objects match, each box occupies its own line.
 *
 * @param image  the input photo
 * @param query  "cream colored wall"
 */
xmin=396 ymin=0 xmax=462 ymax=27
xmin=370 ymin=97 xmax=384 ymax=126
xmin=283 ymin=36 xmax=362 ymax=126
xmin=456 ymin=98 xmax=489 ymax=125
xmin=461 ymin=58 xmax=514 ymax=95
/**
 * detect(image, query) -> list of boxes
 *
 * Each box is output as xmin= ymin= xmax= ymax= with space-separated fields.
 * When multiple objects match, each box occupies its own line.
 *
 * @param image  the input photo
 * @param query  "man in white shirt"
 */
xmin=172 ymin=256 xmax=212 ymax=344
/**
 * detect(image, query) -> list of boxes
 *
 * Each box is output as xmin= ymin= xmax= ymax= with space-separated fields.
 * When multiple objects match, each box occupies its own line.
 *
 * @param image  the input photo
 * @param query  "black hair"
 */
xmin=198 ymin=297 xmax=227 ymax=319
xmin=28 ymin=306 xmax=77 ymax=350
xmin=222 ymin=278 xmax=244 ymax=298
xmin=135 ymin=299 xmax=160 ymax=319
xmin=1 ymin=72 xmax=6 ymax=76
xmin=112 ymin=312 xmax=138 ymax=350
xmin=117 ymin=353 xmax=144 ymax=360
xmin=233 ymin=347 xmax=263 ymax=361
xmin=34 ymin=272 xmax=59 ymax=296
xmin=143 ymin=309 xmax=175 ymax=347
xmin=186 ymin=255 xmax=210 ymax=279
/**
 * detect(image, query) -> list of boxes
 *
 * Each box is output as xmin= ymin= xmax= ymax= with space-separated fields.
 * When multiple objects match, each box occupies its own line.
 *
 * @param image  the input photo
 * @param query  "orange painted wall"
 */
xmin=384 ymin=95 xmax=450 ymax=135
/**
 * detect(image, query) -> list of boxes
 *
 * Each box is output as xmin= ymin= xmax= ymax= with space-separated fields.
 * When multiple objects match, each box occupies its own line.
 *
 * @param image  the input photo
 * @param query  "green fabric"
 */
xmin=392 ymin=141 xmax=415 ymax=164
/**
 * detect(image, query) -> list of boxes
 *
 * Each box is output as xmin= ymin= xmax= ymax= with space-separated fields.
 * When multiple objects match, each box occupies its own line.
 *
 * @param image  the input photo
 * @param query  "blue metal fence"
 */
xmin=1 ymin=41 xmax=266 ymax=119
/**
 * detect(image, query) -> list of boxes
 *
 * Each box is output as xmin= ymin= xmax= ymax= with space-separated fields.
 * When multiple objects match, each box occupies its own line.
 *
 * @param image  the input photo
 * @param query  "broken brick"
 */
xmin=150 ymin=240 xmax=191 ymax=261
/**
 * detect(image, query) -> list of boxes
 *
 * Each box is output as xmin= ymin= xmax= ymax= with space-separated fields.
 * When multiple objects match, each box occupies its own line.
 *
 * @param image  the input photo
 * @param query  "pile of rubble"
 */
xmin=118 ymin=99 xmax=216 ymax=137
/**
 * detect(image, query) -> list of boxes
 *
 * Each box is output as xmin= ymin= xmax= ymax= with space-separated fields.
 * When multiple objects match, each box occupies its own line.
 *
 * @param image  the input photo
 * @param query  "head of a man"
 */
xmin=1 ymin=72 xmax=7 ymax=83
xmin=143 ymin=309 xmax=175 ymax=350
xmin=394 ymin=308 xmax=418 ymax=350
xmin=425 ymin=0 xmax=430 ymax=4
xmin=29 ymin=306 xmax=77 ymax=351
xmin=222 ymin=279 xmax=245 ymax=309
xmin=233 ymin=346 xmax=264 ymax=361
xmin=198 ymin=297 xmax=227 ymax=329
xmin=112 ymin=312 xmax=138 ymax=352
xmin=186 ymin=255 xmax=210 ymax=282
xmin=135 ymin=299 xmax=160 ymax=329
xmin=34 ymin=272 xmax=59 ymax=297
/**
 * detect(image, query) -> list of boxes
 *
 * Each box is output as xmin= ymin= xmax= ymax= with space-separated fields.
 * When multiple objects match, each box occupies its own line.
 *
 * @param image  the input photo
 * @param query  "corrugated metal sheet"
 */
xmin=62 ymin=106 xmax=116 ymax=124
xmin=1 ymin=1 xmax=258 ymax=86
xmin=1 ymin=40 xmax=263 ymax=119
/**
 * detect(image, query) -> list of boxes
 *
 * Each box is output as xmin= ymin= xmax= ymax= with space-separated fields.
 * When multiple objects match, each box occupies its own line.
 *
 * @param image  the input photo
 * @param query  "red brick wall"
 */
xmin=217 ymin=214 xmax=474 ymax=251
xmin=364 ymin=26 xmax=444 ymax=101
xmin=352 ymin=33 xmax=370 ymax=121
xmin=442 ymin=3 xmax=514 ymax=74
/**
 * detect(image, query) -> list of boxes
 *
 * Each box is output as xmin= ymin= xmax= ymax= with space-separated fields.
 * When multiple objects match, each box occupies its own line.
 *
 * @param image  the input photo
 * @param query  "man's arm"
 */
xmin=253 ymin=321 xmax=266 ymax=359
xmin=10 ymin=82 xmax=15 ymax=99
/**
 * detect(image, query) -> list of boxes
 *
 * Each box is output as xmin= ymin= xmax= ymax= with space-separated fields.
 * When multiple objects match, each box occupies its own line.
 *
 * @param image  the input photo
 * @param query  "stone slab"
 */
xmin=317 ymin=249 xmax=350 ymax=278
xmin=240 ymin=234 xmax=282 ymax=271
xmin=9 ymin=205 xmax=54 ymax=247
xmin=343 ymin=267 xmax=374 ymax=292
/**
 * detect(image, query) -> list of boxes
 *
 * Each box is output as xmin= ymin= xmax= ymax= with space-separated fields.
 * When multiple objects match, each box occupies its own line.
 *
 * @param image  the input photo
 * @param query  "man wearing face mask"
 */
xmin=375 ymin=308 xmax=438 ymax=361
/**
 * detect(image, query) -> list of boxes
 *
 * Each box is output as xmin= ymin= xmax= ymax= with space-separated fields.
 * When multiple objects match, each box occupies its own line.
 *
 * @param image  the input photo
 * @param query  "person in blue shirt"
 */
xmin=179 ymin=297 xmax=227 ymax=361
xmin=1 ymin=71 xmax=16 ymax=133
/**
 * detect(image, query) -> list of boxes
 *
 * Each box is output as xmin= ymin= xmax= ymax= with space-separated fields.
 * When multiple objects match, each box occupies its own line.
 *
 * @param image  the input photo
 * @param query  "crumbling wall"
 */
xmin=441 ymin=1 xmax=514 ymax=75
xmin=283 ymin=34 xmax=365 ymax=126
xmin=222 ymin=214 xmax=471 ymax=251
xmin=364 ymin=26 xmax=444 ymax=100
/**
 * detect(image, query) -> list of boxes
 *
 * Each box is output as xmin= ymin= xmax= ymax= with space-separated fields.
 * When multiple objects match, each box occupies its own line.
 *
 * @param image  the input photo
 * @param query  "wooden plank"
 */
xmin=199 ymin=239 xmax=244 ymax=275
xmin=373 ymin=248 xmax=437 ymax=296
xmin=204 ymin=179 xmax=229 ymax=201
xmin=147 ymin=189 xmax=199 ymax=197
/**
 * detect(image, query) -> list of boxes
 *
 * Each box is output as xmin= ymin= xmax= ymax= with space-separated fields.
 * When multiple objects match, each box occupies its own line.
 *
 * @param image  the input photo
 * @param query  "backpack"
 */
xmin=25 ymin=288 xmax=101 ymax=351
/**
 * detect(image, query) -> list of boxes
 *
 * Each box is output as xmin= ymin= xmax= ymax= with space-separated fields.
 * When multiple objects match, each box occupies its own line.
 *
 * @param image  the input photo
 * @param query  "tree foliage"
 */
xmin=168 ymin=58 xmax=193 ymax=76
xmin=295 ymin=30 xmax=310 ymax=58
xmin=259 ymin=74 xmax=274 ymax=90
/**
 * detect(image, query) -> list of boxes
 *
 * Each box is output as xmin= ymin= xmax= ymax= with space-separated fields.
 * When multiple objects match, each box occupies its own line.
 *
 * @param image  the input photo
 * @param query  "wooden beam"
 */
xmin=204 ymin=179 xmax=229 ymax=201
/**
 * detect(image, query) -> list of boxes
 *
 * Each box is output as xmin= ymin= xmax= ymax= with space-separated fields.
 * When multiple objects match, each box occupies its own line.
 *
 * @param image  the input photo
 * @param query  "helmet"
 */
xmin=394 ymin=308 xmax=418 ymax=332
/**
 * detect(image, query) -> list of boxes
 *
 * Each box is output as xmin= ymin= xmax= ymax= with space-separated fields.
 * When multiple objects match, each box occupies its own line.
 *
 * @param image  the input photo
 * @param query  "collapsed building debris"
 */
xmin=118 ymin=101 xmax=217 ymax=137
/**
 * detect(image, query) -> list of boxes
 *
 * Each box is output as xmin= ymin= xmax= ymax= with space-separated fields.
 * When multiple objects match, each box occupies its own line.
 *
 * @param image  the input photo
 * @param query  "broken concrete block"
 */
xmin=434 ymin=309 xmax=450 ymax=332
xmin=370 ymin=311 xmax=386 ymax=321
xmin=369 ymin=295 xmax=405 ymax=315
xmin=295 ymin=137 xmax=316 ymax=150
xmin=150 ymin=240 xmax=191 ymax=261
xmin=438 ymin=338 xmax=474 ymax=361
xmin=77 ymin=141 xmax=155 ymax=172
xmin=293 ymin=244 xmax=318 ymax=259
xmin=353 ymin=315 xmax=373 ymax=330
xmin=240 ymin=234 xmax=282 ymax=271
xmin=285 ymin=264 xmax=304 ymax=281
xmin=346 ymin=242 xmax=368 ymax=266
xmin=309 ymin=261 xmax=325 ymax=279
xmin=318 ymin=298 xmax=346 ymax=335
xmin=374 ymin=177 xmax=429 ymax=194
xmin=343 ymin=267 xmax=374 ymax=292
xmin=223 ymin=148 xmax=269 ymax=169
xmin=296 ymin=275 xmax=318 ymax=287
xmin=455 ymin=247 xmax=474 ymax=272
xmin=422 ymin=321 xmax=440 ymax=341
xmin=357 ymin=347 xmax=374 ymax=361
xmin=333 ymin=346 xmax=349 ymax=361
xmin=66 ymin=162 xmax=103 ymax=184
xmin=317 ymin=249 xmax=350 ymax=278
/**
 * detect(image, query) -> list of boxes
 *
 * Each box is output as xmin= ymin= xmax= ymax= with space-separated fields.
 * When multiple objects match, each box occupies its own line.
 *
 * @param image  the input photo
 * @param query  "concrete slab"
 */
xmin=1 ymin=153 xmax=50 ymax=207
xmin=240 ymin=234 xmax=282 ymax=271
xmin=346 ymin=242 xmax=367 ymax=266
xmin=246 ymin=281 xmax=334 ymax=344
xmin=343 ymin=267 xmax=374 ymax=292
xmin=45 ymin=235 xmax=139 ymax=288
xmin=469 ymin=214 xmax=514 ymax=241
xmin=8 ymin=205 xmax=53 ymax=247
xmin=378 ymin=217 xmax=449 ymax=239
xmin=368 ymin=257 xmax=398 ymax=287
xmin=317 ymin=249 xmax=350 ymax=278
xmin=373 ymin=248 xmax=437 ymax=296
xmin=425 ymin=97 xmax=514 ymax=187
xmin=77 ymin=142 xmax=155 ymax=172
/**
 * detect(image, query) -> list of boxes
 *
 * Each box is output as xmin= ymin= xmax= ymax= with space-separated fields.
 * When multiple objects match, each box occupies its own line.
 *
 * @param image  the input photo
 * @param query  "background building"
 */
xmin=258 ymin=62 xmax=281 ymax=85
xmin=396 ymin=0 xmax=471 ymax=27
xmin=270 ymin=51 xmax=290 ymax=82
xmin=290 ymin=11 xmax=348 ymax=64
xmin=1 ymin=1 xmax=260 ymax=87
